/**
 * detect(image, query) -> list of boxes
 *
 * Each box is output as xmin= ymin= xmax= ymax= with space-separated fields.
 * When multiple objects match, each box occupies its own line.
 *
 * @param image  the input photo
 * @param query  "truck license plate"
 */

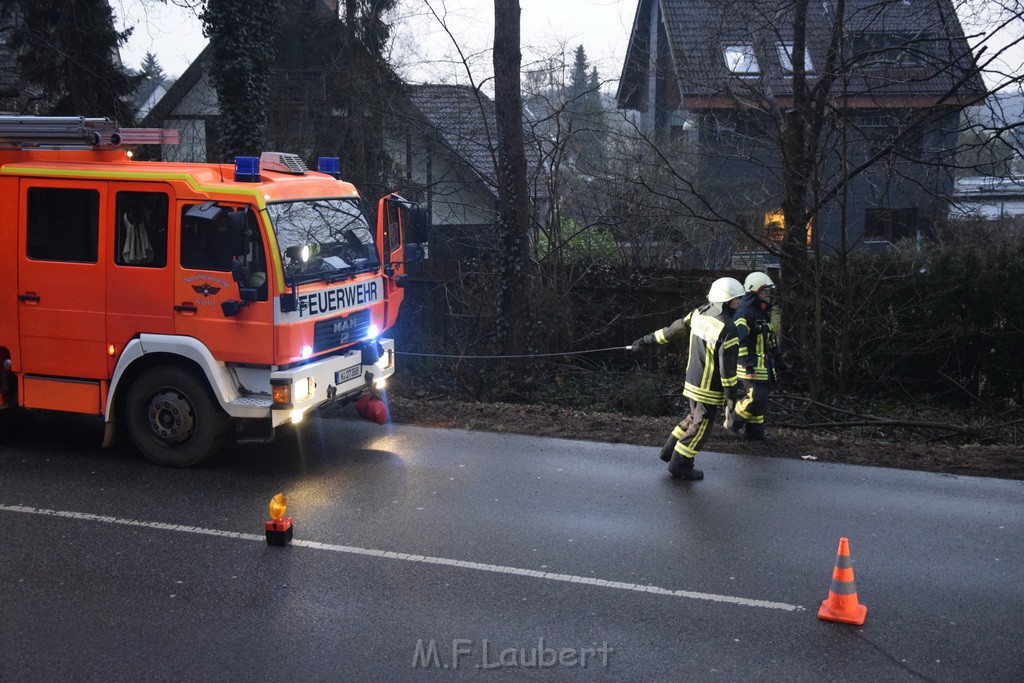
xmin=335 ymin=365 xmax=361 ymax=384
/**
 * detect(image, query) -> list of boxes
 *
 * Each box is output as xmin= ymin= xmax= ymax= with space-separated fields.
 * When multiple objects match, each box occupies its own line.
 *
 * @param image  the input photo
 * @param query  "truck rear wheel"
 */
xmin=125 ymin=366 xmax=228 ymax=467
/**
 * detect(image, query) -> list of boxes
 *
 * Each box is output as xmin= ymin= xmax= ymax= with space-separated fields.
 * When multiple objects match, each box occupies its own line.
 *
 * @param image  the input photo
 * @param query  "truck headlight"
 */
xmin=294 ymin=377 xmax=314 ymax=402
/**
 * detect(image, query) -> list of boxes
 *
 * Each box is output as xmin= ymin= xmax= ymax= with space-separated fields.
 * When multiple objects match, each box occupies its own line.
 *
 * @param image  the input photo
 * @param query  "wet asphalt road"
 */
xmin=0 ymin=410 xmax=1022 ymax=681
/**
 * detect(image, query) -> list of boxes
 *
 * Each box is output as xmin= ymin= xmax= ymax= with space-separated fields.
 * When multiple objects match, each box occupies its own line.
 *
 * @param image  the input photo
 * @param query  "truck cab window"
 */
xmin=26 ymin=187 xmax=99 ymax=263
xmin=115 ymin=192 xmax=168 ymax=267
xmin=383 ymin=200 xmax=402 ymax=257
xmin=235 ymin=209 xmax=269 ymax=301
xmin=180 ymin=204 xmax=234 ymax=272
xmin=180 ymin=204 xmax=268 ymax=301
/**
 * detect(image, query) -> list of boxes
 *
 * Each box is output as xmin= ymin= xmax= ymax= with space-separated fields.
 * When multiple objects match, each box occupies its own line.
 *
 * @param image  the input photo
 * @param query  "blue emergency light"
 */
xmin=234 ymin=156 xmax=261 ymax=182
xmin=318 ymin=156 xmax=341 ymax=178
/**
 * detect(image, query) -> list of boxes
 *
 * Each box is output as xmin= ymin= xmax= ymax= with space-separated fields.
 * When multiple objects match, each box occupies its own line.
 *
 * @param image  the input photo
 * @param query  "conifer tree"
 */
xmin=565 ymin=45 xmax=604 ymax=173
xmin=139 ymin=51 xmax=166 ymax=84
xmin=2 ymin=0 xmax=140 ymax=123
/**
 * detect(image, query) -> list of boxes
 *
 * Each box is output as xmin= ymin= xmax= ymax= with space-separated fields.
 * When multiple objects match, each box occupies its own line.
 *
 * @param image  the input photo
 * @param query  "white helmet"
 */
xmin=744 ymin=272 xmax=775 ymax=293
xmin=707 ymin=277 xmax=745 ymax=303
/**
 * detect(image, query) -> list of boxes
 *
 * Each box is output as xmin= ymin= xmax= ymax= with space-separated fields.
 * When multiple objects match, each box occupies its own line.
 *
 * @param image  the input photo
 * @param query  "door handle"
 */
xmin=174 ymin=304 xmax=198 ymax=313
xmin=18 ymin=293 xmax=40 ymax=303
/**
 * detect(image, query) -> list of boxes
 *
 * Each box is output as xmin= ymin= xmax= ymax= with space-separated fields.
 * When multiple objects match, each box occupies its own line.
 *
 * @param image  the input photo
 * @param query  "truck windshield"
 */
xmin=267 ymin=198 xmax=380 ymax=285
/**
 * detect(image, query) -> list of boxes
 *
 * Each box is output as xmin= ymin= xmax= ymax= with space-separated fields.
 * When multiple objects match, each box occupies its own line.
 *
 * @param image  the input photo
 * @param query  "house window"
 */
xmin=858 ymin=114 xmax=923 ymax=159
xmin=739 ymin=209 xmax=812 ymax=245
xmin=737 ymin=209 xmax=785 ymax=242
xmin=723 ymin=45 xmax=759 ymax=76
xmin=864 ymin=208 xmax=918 ymax=243
xmin=850 ymin=33 xmax=930 ymax=67
xmin=763 ymin=210 xmax=786 ymax=242
xmin=777 ymin=43 xmax=814 ymax=73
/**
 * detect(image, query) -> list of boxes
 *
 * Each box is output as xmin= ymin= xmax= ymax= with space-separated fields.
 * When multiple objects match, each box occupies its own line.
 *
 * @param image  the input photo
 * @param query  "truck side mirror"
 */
xmin=405 ymin=205 xmax=430 ymax=262
xmin=223 ymin=211 xmax=249 ymax=256
xmin=409 ymin=205 xmax=430 ymax=244
xmin=221 ymin=300 xmax=248 ymax=317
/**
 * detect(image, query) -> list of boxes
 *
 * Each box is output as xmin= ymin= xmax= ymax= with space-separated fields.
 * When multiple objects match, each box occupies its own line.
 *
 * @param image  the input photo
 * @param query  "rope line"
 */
xmin=394 ymin=346 xmax=632 ymax=360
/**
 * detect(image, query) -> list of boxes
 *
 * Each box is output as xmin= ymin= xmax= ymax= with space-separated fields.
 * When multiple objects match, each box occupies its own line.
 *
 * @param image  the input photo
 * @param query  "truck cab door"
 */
xmin=378 ymin=195 xmax=429 ymax=328
xmin=378 ymin=195 xmax=406 ymax=322
xmin=16 ymin=180 xmax=108 ymax=412
xmin=173 ymin=202 xmax=273 ymax=364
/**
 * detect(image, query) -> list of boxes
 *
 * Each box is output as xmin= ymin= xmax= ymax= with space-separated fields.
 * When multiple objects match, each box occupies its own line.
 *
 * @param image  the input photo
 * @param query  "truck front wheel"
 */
xmin=125 ymin=366 xmax=228 ymax=467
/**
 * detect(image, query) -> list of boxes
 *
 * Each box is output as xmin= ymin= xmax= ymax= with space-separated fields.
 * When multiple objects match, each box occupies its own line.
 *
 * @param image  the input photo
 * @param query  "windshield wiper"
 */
xmin=324 ymin=263 xmax=379 ymax=285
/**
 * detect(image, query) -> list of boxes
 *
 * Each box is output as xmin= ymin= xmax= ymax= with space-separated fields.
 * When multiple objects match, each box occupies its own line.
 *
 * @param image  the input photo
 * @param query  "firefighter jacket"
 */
xmin=643 ymin=303 xmax=740 ymax=406
xmin=734 ymin=292 xmax=779 ymax=382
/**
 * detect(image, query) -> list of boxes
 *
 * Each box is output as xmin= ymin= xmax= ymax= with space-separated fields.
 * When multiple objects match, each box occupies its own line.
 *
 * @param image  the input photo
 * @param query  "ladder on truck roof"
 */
xmin=0 ymin=115 xmax=179 ymax=148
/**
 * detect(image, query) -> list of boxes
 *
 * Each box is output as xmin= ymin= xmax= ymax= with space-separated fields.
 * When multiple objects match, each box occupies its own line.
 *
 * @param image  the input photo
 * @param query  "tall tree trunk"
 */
xmin=779 ymin=0 xmax=825 ymax=400
xmin=203 ymin=0 xmax=278 ymax=158
xmin=493 ymin=0 xmax=532 ymax=359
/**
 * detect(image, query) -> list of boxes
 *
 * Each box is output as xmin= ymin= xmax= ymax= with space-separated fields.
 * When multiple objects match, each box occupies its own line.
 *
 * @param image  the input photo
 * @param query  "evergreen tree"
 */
xmin=3 ymin=0 xmax=140 ymax=123
xmin=567 ymin=46 xmax=591 ymax=105
xmin=564 ymin=45 xmax=604 ymax=173
xmin=139 ymin=51 xmax=166 ymax=84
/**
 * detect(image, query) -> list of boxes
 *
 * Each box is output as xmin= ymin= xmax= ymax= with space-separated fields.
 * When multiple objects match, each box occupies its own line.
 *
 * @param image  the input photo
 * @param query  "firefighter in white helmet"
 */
xmin=631 ymin=277 xmax=744 ymax=480
xmin=726 ymin=271 xmax=785 ymax=440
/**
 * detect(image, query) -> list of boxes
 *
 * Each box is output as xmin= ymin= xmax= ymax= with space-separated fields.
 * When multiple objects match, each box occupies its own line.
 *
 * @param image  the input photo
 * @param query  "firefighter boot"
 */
xmin=667 ymin=452 xmax=704 ymax=480
xmin=724 ymin=403 xmax=745 ymax=437
xmin=744 ymin=423 xmax=766 ymax=441
xmin=658 ymin=435 xmax=678 ymax=462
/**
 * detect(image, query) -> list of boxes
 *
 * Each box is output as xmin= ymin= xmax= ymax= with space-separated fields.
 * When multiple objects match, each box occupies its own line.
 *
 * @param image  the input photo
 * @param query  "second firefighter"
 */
xmin=728 ymin=272 xmax=786 ymax=440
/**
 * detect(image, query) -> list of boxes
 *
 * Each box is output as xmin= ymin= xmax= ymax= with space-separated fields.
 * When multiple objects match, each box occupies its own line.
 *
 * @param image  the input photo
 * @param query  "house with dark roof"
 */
xmin=617 ymin=0 xmax=985 ymax=261
xmin=139 ymin=43 xmax=218 ymax=162
xmin=146 ymin=66 xmax=547 ymax=259
xmin=397 ymin=83 xmax=548 ymax=258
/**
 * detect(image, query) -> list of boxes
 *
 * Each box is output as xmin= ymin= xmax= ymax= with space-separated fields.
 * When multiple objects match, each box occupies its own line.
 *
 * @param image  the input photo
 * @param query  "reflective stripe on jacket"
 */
xmin=651 ymin=303 xmax=739 ymax=406
xmin=734 ymin=293 xmax=778 ymax=381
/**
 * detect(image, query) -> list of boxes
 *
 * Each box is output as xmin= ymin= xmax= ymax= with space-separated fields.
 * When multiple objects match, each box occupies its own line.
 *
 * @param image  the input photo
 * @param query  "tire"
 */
xmin=125 ymin=366 xmax=228 ymax=467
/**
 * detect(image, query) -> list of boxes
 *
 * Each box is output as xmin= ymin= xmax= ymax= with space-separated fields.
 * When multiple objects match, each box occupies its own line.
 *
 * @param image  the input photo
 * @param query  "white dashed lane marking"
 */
xmin=0 ymin=503 xmax=805 ymax=612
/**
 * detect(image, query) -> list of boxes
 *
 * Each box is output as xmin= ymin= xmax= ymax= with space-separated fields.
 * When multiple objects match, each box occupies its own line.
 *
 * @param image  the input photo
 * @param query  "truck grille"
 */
xmin=313 ymin=309 xmax=371 ymax=353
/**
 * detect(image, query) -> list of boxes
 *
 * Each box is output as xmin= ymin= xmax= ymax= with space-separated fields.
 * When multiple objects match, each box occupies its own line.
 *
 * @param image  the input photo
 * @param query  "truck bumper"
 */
xmin=269 ymin=337 xmax=395 ymax=427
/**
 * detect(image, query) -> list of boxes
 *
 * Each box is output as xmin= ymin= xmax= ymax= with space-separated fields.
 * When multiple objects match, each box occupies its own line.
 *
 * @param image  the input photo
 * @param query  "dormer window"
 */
xmin=777 ymin=43 xmax=814 ymax=73
xmin=850 ymin=33 xmax=930 ymax=67
xmin=723 ymin=45 xmax=759 ymax=77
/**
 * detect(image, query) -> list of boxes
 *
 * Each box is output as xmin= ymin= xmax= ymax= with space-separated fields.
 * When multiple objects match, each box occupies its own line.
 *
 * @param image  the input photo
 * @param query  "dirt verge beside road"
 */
xmin=385 ymin=396 xmax=1024 ymax=481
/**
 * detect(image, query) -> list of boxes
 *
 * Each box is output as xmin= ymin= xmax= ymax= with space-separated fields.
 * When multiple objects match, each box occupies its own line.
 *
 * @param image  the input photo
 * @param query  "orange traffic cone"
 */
xmin=818 ymin=537 xmax=868 ymax=625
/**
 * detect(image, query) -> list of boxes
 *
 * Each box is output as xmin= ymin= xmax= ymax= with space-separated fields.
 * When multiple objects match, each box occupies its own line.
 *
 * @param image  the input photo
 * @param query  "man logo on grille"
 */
xmin=333 ymin=319 xmax=355 ymax=334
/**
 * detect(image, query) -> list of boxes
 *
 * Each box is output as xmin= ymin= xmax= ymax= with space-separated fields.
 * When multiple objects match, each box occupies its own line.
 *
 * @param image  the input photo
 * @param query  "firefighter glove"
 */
xmin=631 ymin=335 xmax=654 ymax=351
xmin=726 ymin=386 xmax=744 ymax=402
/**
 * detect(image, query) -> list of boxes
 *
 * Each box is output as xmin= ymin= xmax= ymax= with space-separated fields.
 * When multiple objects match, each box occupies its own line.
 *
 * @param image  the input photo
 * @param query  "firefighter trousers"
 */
xmin=661 ymin=400 xmax=718 ymax=470
xmin=732 ymin=379 xmax=771 ymax=438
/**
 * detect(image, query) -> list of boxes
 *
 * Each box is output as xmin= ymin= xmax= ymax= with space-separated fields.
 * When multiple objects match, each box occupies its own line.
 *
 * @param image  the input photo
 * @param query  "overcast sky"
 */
xmin=115 ymin=0 xmax=1020 ymax=93
xmin=115 ymin=0 xmax=636 ymax=89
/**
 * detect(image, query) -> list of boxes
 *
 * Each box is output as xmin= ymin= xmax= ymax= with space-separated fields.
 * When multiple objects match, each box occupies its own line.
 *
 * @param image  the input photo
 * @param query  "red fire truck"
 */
xmin=0 ymin=116 xmax=427 ymax=466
